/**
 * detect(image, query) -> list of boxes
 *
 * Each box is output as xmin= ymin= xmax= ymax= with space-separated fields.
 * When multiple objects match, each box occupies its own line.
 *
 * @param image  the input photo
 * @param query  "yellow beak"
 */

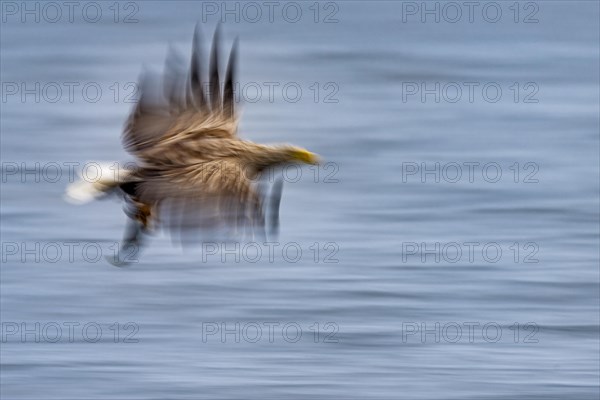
xmin=293 ymin=149 xmax=321 ymax=165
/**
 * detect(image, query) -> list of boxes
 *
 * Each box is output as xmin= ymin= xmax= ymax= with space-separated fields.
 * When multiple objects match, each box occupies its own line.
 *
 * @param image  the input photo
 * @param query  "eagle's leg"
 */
xmin=108 ymin=200 xmax=154 ymax=267
xmin=267 ymin=177 xmax=284 ymax=240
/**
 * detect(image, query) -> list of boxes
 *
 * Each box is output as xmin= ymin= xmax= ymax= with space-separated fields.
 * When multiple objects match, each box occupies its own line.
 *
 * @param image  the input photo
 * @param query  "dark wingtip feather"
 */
xmin=209 ymin=25 xmax=222 ymax=111
xmin=189 ymin=23 xmax=206 ymax=109
xmin=223 ymin=37 xmax=238 ymax=119
xmin=163 ymin=44 xmax=187 ymax=112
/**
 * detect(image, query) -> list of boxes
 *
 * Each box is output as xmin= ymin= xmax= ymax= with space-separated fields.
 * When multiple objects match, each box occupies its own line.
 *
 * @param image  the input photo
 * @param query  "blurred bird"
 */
xmin=65 ymin=25 xmax=320 ymax=264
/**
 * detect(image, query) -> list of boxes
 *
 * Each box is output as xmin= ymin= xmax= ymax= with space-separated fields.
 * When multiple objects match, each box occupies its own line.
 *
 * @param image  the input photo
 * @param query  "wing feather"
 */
xmin=209 ymin=25 xmax=222 ymax=111
xmin=122 ymin=26 xmax=239 ymax=162
xmin=188 ymin=23 xmax=207 ymax=110
xmin=223 ymin=37 xmax=238 ymax=120
xmin=137 ymin=160 xmax=266 ymax=241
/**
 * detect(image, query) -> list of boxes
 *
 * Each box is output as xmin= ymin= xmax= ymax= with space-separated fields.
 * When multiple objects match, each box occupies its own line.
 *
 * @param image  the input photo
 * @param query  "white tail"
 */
xmin=64 ymin=162 xmax=133 ymax=205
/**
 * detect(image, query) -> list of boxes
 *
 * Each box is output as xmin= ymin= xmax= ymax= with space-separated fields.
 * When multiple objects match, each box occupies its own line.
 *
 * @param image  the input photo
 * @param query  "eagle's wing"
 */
xmin=122 ymin=24 xmax=239 ymax=165
xmin=137 ymin=159 xmax=269 ymax=242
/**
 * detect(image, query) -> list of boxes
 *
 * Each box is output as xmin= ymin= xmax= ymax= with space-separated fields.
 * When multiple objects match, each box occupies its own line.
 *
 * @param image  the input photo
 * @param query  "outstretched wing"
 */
xmin=136 ymin=159 xmax=273 ymax=242
xmin=122 ymin=24 xmax=239 ymax=165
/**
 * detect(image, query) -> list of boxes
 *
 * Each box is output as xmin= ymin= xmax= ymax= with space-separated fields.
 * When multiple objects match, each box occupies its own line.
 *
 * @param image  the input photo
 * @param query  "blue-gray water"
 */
xmin=1 ymin=1 xmax=599 ymax=399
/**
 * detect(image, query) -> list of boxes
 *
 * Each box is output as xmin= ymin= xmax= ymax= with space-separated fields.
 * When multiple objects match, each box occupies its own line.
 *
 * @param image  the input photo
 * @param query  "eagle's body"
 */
xmin=65 ymin=25 xmax=319 ymax=263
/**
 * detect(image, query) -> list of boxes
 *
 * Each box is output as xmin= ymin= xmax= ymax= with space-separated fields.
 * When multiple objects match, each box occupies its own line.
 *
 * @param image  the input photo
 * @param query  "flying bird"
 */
xmin=65 ymin=25 xmax=320 ymax=265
